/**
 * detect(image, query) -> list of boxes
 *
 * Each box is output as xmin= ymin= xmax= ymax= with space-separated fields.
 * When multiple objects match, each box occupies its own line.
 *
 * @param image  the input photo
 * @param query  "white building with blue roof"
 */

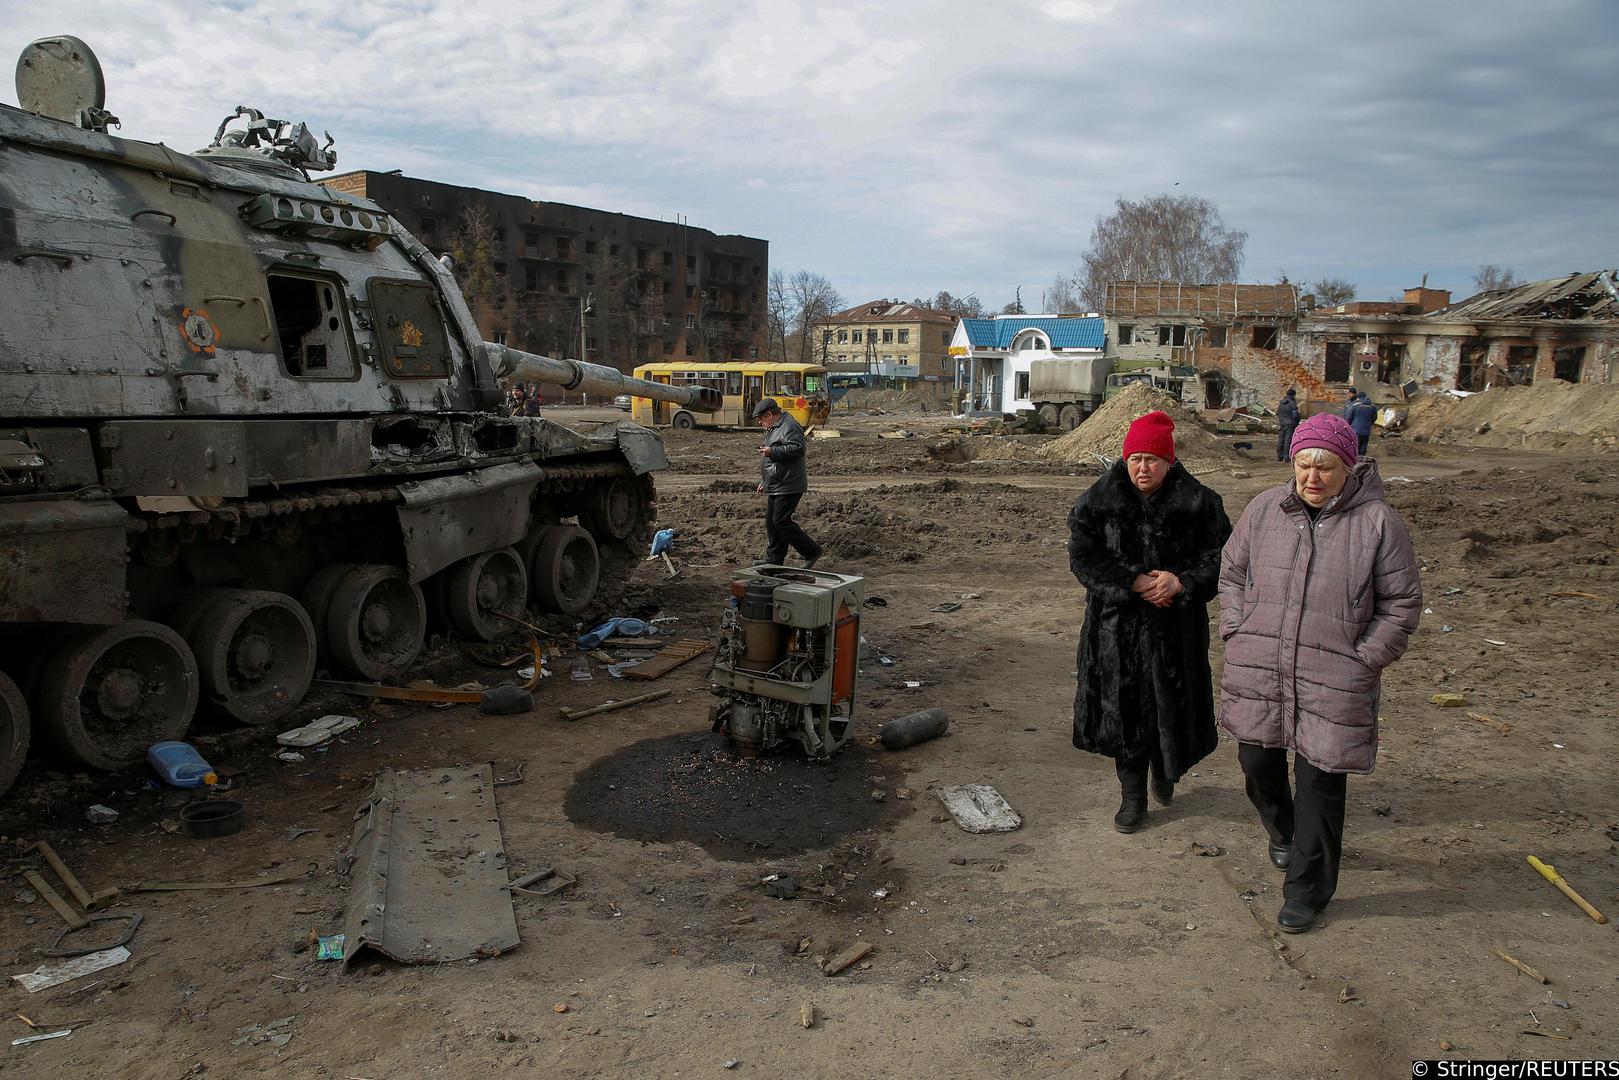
xmin=949 ymin=314 xmax=1106 ymax=415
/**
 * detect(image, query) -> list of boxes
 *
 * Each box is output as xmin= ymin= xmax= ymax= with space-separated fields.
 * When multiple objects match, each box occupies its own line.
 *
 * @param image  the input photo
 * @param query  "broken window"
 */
xmin=492 ymin=262 xmax=507 ymax=276
xmin=524 ymin=231 xmax=539 ymax=251
xmin=1015 ymin=371 xmax=1030 ymax=400
xmin=1553 ymin=345 xmax=1586 ymax=382
xmin=419 ymin=216 xmax=438 ymax=239
xmin=1506 ymin=345 xmax=1538 ymax=385
xmin=1207 ymin=326 xmax=1228 ymax=348
xmin=267 ymin=273 xmax=356 ymax=379
xmin=663 ymin=251 xmax=674 ymax=268
xmin=1459 ymin=339 xmax=1489 ymax=391
xmin=838 ymin=330 xmax=848 ymax=343
xmin=525 ymin=266 xmax=539 ymax=292
xmin=1118 ymin=324 xmax=1134 ymax=345
xmin=1377 ymin=342 xmax=1407 ymax=383
xmin=1324 ymin=342 xmax=1353 ymax=383
xmin=556 ymin=237 xmax=570 ymax=260
xmin=610 ymin=243 xmax=621 ymax=257
xmin=1251 ymin=326 xmax=1280 ymax=350
xmin=585 ymin=239 xmax=598 ymax=255
xmin=1157 ymin=324 xmax=1187 ymax=347
xmin=941 ymin=330 xmax=951 ymax=345
xmin=898 ymin=328 xmax=910 ymax=344
xmin=492 ymin=330 xmax=508 ymax=345
xmin=687 ymin=254 xmax=697 ymax=271
xmin=554 ymin=268 xmax=570 ymax=293
xmin=852 ymin=331 xmax=863 ymax=344
xmin=882 ymin=329 xmax=894 ymax=344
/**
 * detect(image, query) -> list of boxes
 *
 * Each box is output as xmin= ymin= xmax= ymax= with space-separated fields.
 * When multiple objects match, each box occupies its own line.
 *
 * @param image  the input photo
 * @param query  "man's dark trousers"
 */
xmin=765 ymin=493 xmax=820 ymax=565
xmin=1236 ymin=743 xmax=1348 ymax=911
xmin=1277 ymin=425 xmax=1297 ymax=462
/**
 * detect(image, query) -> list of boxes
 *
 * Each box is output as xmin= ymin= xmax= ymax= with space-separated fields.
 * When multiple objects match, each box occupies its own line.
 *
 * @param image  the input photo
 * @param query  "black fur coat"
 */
xmin=1068 ymin=460 xmax=1232 ymax=779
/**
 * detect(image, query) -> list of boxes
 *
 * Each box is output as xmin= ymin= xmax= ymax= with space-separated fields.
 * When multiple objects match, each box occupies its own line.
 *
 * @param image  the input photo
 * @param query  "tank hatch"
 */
xmin=14 ymin=34 xmax=118 ymax=133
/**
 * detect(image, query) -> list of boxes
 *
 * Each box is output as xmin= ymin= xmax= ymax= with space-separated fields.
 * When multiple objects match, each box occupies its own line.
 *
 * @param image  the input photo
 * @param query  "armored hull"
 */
xmin=0 ymin=41 xmax=717 ymax=793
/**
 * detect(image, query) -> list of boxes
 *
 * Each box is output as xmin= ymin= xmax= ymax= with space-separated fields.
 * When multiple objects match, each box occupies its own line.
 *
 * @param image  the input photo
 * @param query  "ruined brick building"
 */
xmin=814 ymin=299 xmax=958 ymax=384
xmin=322 ymin=171 xmax=768 ymax=373
xmin=1101 ymin=272 xmax=1619 ymax=412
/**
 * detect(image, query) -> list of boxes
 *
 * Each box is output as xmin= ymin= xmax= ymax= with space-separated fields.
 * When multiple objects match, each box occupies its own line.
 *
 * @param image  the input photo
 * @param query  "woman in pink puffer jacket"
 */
xmin=1218 ymin=412 xmax=1421 ymax=934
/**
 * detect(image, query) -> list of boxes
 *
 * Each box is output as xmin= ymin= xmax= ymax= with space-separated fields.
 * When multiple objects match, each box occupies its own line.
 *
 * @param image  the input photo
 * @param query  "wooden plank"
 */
xmin=623 ymin=639 xmax=710 ymax=681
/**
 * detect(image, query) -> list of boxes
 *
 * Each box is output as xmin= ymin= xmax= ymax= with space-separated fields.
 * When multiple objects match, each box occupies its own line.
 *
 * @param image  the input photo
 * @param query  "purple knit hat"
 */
xmin=1289 ymin=412 xmax=1358 ymax=466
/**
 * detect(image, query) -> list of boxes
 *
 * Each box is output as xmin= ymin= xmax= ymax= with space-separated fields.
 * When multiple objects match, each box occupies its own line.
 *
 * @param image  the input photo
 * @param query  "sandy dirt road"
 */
xmin=1 ymin=423 xmax=1615 ymax=1079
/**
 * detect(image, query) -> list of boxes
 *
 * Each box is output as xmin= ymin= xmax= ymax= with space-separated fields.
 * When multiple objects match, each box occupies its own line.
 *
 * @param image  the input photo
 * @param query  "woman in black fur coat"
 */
xmin=1067 ymin=411 xmax=1232 ymax=832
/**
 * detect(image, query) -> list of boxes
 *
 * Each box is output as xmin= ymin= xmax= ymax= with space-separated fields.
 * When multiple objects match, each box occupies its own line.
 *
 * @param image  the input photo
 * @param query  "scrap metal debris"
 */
xmin=340 ymin=763 xmax=519 ymax=969
xmin=936 ymin=784 xmax=1022 ymax=833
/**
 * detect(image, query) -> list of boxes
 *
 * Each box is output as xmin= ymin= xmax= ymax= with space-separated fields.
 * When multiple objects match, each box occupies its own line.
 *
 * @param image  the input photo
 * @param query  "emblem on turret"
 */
xmin=179 ymin=308 xmax=220 ymax=356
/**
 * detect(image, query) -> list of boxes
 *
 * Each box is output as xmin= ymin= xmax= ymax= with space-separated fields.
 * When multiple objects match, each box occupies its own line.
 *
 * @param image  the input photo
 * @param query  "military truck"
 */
xmin=0 ymin=36 xmax=720 ymax=795
xmin=1029 ymin=357 xmax=1192 ymax=429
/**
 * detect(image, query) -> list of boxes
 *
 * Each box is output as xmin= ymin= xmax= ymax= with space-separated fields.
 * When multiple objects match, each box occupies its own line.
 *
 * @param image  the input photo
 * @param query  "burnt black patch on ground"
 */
xmin=564 ymin=731 xmax=902 ymax=860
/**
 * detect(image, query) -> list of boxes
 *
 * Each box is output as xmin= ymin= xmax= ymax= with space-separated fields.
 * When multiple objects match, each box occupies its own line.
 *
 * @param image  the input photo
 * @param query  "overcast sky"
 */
xmin=4 ymin=1 xmax=1615 ymax=310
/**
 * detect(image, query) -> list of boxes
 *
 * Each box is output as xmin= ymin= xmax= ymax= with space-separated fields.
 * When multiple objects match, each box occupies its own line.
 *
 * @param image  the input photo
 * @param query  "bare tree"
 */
xmin=1309 ymin=277 xmax=1357 ymax=306
xmin=1474 ymin=264 xmax=1520 ymax=293
xmin=1045 ymin=275 xmax=1085 ymax=313
xmin=1077 ymin=194 xmax=1246 ymax=309
xmin=766 ymin=269 xmax=791 ymax=361
xmin=451 ymin=203 xmax=499 ymax=314
xmin=912 ymin=291 xmax=984 ymax=318
xmin=787 ymin=271 xmax=843 ymax=365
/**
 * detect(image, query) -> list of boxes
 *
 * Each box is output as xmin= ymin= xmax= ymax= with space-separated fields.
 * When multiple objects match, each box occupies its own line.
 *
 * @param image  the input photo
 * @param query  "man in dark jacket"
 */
xmin=1346 ymin=393 xmax=1376 ymax=457
xmin=754 ymin=398 xmax=822 ymax=568
xmin=1275 ymin=388 xmax=1300 ymax=462
xmin=1068 ymin=411 xmax=1232 ymax=832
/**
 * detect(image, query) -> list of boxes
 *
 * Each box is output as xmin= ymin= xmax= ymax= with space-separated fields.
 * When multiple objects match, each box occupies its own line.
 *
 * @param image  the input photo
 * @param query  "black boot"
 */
xmin=1113 ymin=759 xmax=1148 ymax=833
xmin=1148 ymin=755 xmax=1174 ymax=807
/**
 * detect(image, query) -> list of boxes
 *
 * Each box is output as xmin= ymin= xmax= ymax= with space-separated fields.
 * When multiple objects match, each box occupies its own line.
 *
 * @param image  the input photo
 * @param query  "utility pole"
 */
xmin=578 ymin=292 xmax=593 ymax=402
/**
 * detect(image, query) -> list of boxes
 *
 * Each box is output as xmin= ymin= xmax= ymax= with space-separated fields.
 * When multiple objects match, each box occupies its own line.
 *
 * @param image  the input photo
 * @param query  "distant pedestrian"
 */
xmin=1068 ymin=411 xmax=1232 ymax=833
xmin=753 ymin=398 xmax=822 ymax=569
xmin=1275 ymin=388 xmax=1300 ymax=462
xmin=1347 ymin=393 xmax=1376 ymax=457
xmin=507 ymin=387 xmax=527 ymax=417
xmin=1218 ymin=412 xmax=1421 ymax=933
xmin=1341 ymin=388 xmax=1358 ymax=418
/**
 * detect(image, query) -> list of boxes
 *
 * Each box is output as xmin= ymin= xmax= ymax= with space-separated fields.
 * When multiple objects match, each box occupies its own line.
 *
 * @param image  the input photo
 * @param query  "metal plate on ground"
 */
xmin=937 ymin=783 xmax=1022 ymax=833
xmin=340 ymin=763 xmax=518 ymax=969
xmin=622 ymin=638 xmax=709 ymax=680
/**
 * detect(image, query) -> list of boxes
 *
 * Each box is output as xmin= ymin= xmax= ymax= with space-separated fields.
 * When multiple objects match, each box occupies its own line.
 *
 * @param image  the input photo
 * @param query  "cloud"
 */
xmin=2 ymin=0 xmax=1614 ymax=305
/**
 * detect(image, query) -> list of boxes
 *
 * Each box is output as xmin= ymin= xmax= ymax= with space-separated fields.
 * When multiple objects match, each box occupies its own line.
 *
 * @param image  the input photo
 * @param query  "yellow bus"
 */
xmin=628 ymin=362 xmax=831 ymax=429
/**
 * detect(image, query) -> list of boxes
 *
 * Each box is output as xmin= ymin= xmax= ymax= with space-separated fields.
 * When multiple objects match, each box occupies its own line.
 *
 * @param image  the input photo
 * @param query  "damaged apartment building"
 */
xmin=1102 ymin=272 xmax=1619 ymax=411
xmin=322 ymin=171 xmax=769 ymax=373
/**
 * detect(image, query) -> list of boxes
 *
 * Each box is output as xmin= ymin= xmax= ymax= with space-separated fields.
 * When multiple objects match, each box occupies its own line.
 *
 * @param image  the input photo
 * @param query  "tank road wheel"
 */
xmin=582 ymin=474 xmax=650 ymax=542
xmin=172 ymin=589 xmax=316 ymax=725
xmin=0 ymin=673 xmax=30 ymax=798
xmin=1036 ymin=403 xmax=1060 ymax=430
xmin=37 ymin=621 xmax=198 ymax=771
xmin=672 ymin=411 xmax=696 ymax=430
xmin=530 ymin=525 xmax=601 ymax=615
xmin=1058 ymin=404 xmax=1082 ymax=431
xmin=444 ymin=548 xmax=528 ymax=642
xmin=299 ymin=563 xmax=357 ymax=646
xmin=325 ymin=565 xmax=426 ymax=682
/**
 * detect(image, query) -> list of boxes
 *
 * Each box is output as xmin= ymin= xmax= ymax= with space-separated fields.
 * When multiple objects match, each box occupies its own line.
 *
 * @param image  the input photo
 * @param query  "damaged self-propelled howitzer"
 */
xmin=709 ymin=566 xmax=865 ymax=760
xmin=0 ymin=36 xmax=720 ymax=796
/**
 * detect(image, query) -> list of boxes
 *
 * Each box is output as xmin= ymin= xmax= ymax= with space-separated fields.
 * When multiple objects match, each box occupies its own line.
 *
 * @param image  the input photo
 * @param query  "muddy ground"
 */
xmin=1 ymin=411 xmax=1616 ymax=1079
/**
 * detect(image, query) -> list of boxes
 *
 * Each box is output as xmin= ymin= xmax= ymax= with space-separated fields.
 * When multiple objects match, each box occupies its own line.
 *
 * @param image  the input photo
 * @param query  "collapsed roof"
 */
xmin=1431 ymin=270 xmax=1618 ymax=322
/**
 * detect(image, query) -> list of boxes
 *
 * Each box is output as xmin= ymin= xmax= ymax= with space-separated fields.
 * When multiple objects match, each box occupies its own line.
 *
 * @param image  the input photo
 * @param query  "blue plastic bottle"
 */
xmin=147 ymin=742 xmax=218 ymax=788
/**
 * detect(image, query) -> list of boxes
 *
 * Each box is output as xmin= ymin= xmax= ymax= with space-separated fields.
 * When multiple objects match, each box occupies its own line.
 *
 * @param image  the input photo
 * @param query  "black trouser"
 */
xmin=1277 ymin=424 xmax=1297 ymax=462
xmin=1112 ymin=720 xmax=1162 ymax=799
xmin=1356 ymin=432 xmax=1370 ymax=457
xmin=1236 ymin=743 xmax=1348 ymax=910
xmin=765 ymin=492 xmax=820 ymax=566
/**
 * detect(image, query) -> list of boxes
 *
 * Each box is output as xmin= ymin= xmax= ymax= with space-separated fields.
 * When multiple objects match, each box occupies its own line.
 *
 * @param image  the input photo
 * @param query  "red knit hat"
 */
xmin=1121 ymin=410 xmax=1176 ymax=463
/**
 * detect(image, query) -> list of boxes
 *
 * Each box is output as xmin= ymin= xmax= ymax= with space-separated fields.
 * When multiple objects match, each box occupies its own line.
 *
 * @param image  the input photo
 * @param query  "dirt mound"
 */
xmin=836 ymin=387 xmax=948 ymax=413
xmin=1404 ymin=381 xmax=1619 ymax=452
xmin=1036 ymin=383 xmax=1250 ymax=472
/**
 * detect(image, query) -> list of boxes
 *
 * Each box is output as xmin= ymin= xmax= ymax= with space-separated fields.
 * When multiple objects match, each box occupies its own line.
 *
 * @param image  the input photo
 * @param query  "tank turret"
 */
xmin=0 ymin=37 xmax=719 ymax=796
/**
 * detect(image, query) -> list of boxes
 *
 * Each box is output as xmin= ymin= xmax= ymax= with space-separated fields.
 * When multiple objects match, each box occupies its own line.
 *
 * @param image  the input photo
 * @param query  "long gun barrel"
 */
xmin=485 ymin=344 xmax=721 ymax=412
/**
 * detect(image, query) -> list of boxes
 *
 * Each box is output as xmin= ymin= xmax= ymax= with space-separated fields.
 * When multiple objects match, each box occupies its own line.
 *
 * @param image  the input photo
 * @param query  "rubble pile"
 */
xmin=1404 ymin=381 xmax=1619 ymax=452
xmin=1036 ymin=383 xmax=1250 ymax=472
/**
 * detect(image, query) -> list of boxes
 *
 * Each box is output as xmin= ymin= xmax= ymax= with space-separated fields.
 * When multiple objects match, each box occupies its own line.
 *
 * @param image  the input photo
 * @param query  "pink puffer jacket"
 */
xmin=1217 ymin=461 xmax=1421 ymax=774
